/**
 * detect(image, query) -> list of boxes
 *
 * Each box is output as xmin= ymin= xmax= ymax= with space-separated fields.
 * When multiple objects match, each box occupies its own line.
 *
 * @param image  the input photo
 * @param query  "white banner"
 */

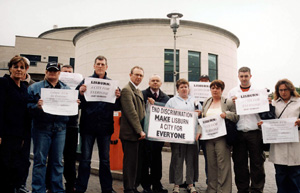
xmin=236 ymin=89 xmax=269 ymax=115
xmin=41 ymin=88 xmax=78 ymax=116
xmin=198 ymin=115 xmax=227 ymax=140
xmin=146 ymin=105 xmax=197 ymax=144
xmin=59 ymin=72 xmax=83 ymax=90
xmin=84 ymin=77 xmax=119 ymax=103
xmin=262 ymin=117 xmax=299 ymax=143
xmin=189 ymin=82 xmax=211 ymax=102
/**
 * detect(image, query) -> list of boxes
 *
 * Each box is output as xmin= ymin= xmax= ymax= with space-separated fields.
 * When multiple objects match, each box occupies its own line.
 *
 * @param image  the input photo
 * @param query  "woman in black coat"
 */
xmin=0 ymin=55 xmax=30 ymax=193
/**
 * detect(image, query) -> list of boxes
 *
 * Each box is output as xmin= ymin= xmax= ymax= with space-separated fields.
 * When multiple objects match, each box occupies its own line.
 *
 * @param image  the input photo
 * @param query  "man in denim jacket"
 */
xmin=28 ymin=63 xmax=70 ymax=193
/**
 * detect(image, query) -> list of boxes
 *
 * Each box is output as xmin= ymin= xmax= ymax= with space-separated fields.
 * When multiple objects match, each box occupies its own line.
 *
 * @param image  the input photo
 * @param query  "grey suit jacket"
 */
xmin=119 ymin=82 xmax=145 ymax=141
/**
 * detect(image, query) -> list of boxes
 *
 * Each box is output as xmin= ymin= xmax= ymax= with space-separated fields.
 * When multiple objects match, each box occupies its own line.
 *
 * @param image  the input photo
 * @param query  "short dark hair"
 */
xmin=210 ymin=80 xmax=225 ymax=91
xmin=274 ymin=79 xmax=300 ymax=100
xmin=176 ymin=78 xmax=189 ymax=89
xmin=8 ymin=55 xmax=29 ymax=69
xmin=61 ymin=64 xmax=73 ymax=69
xmin=238 ymin=67 xmax=251 ymax=74
xmin=130 ymin=66 xmax=144 ymax=74
xmin=94 ymin=55 xmax=107 ymax=65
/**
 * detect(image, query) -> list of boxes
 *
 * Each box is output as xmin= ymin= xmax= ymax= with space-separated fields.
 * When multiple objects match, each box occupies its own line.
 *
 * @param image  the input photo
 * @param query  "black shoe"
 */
xmin=102 ymin=190 xmax=117 ymax=193
xmin=179 ymin=181 xmax=188 ymax=188
xmin=142 ymin=188 xmax=153 ymax=193
xmin=134 ymin=189 xmax=141 ymax=193
xmin=153 ymin=186 xmax=168 ymax=193
xmin=17 ymin=185 xmax=31 ymax=193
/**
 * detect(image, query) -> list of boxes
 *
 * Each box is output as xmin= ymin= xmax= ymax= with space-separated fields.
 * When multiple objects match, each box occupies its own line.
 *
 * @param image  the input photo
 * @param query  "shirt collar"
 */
xmin=150 ymin=88 xmax=159 ymax=96
xmin=130 ymin=80 xmax=139 ymax=89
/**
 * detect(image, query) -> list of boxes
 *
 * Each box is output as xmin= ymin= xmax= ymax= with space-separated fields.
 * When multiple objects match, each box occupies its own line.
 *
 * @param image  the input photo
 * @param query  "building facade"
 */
xmin=0 ymin=19 xmax=239 ymax=95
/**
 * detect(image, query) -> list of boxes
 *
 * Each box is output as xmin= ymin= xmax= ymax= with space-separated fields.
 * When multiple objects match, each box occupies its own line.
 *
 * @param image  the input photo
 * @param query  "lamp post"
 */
xmin=167 ymin=12 xmax=183 ymax=96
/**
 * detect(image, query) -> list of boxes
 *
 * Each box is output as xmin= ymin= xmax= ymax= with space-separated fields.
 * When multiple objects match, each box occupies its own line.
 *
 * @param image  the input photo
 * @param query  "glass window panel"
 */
xmin=188 ymin=51 xmax=201 ymax=81
xmin=164 ymin=49 xmax=179 ymax=82
xmin=20 ymin=54 xmax=41 ymax=67
xmin=208 ymin=54 xmax=218 ymax=81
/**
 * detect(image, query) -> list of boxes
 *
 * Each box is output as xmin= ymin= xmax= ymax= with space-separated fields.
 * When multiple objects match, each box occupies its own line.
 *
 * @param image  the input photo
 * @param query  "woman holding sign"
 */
xmin=166 ymin=79 xmax=200 ymax=193
xmin=199 ymin=80 xmax=238 ymax=193
xmin=261 ymin=79 xmax=300 ymax=193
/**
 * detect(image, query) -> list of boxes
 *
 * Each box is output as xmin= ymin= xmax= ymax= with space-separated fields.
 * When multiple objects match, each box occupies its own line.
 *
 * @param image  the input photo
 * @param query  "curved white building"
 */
xmin=0 ymin=18 xmax=239 ymax=95
xmin=73 ymin=19 xmax=239 ymax=94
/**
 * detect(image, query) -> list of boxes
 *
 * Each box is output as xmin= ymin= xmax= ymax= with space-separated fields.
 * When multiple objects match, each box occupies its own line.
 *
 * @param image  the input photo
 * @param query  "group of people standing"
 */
xmin=0 ymin=54 xmax=300 ymax=193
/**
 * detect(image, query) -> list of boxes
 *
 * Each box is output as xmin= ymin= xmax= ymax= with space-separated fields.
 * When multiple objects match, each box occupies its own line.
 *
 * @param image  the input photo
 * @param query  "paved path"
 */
xmin=27 ymin=148 xmax=277 ymax=193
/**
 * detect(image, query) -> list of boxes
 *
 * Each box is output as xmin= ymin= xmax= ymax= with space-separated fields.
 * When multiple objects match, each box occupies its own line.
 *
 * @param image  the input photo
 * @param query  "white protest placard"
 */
xmin=59 ymin=72 xmax=83 ymax=90
xmin=41 ymin=88 xmax=78 ymax=116
xmin=189 ymin=82 xmax=211 ymax=102
xmin=84 ymin=77 xmax=119 ymax=103
xmin=262 ymin=117 xmax=299 ymax=143
xmin=198 ymin=115 xmax=227 ymax=140
xmin=235 ymin=89 xmax=269 ymax=115
xmin=146 ymin=105 xmax=197 ymax=144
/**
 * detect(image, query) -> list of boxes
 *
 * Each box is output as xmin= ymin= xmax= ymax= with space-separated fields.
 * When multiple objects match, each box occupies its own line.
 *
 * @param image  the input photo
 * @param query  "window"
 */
xmin=188 ymin=51 xmax=201 ymax=81
xmin=48 ymin=56 xmax=58 ymax=63
xmin=208 ymin=54 xmax=218 ymax=81
xmin=20 ymin=54 xmax=41 ymax=66
xmin=164 ymin=49 xmax=179 ymax=82
xmin=70 ymin=58 xmax=75 ymax=70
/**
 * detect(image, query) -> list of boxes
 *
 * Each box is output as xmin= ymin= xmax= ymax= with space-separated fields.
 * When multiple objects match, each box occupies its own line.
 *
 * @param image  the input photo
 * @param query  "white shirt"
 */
xmin=227 ymin=86 xmax=261 ymax=132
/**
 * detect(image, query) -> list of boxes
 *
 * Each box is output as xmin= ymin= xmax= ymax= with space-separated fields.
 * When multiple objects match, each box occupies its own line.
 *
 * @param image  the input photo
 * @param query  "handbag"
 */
xmin=225 ymin=118 xmax=238 ymax=146
xmin=224 ymin=99 xmax=238 ymax=146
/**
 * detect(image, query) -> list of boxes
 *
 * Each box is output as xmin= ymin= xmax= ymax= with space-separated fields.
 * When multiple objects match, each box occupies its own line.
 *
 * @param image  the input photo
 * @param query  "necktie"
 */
xmin=154 ymin=92 xmax=157 ymax=99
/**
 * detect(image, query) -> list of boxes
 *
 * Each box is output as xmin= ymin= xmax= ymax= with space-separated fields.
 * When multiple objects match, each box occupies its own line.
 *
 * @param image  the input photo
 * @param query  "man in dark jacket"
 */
xmin=75 ymin=55 xmax=120 ymax=193
xmin=139 ymin=74 xmax=169 ymax=193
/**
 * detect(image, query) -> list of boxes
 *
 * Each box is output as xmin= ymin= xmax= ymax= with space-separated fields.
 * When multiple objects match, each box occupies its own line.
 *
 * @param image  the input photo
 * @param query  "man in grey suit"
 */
xmin=120 ymin=66 xmax=146 ymax=193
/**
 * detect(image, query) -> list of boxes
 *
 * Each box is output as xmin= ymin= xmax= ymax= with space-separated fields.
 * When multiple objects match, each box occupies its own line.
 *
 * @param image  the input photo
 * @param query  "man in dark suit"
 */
xmin=120 ymin=66 xmax=146 ymax=193
xmin=139 ymin=74 xmax=169 ymax=193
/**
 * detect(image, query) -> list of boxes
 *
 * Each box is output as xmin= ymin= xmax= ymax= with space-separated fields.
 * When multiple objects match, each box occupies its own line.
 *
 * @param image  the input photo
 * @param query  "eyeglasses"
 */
xmin=132 ymin=73 xmax=144 ymax=77
xmin=279 ymin=89 xmax=289 ymax=92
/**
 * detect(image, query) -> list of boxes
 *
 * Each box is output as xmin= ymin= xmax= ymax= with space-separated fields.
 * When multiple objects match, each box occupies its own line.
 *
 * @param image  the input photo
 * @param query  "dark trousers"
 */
xmin=18 ymin=137 xmax=31 ymax=187
xmin=63 ymin=126 xmax=78 ymax=189
xmin=275 ymin=164 xmax=300 ymax=193
xmin=121 ymin=139 xmax=139 ymax=192
xmin=76 ymin=133 xmax=113 ymax=193
xmin=232 ymin=130 xmax=266 ymax=193
xmin=0 ymin=136 xmax=23 ymax=193
xmin=137 ymin=140 xmax=164 ymax=190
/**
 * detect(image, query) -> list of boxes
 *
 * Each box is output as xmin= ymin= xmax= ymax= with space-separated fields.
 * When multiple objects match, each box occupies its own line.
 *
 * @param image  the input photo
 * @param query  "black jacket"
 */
xmin=0 ymin=74 xmax=30 ymax=139
xmin=142 ymin=87 xmax=170 ymax=105
xmin=77 ymin=72 xmax=120 ymax=136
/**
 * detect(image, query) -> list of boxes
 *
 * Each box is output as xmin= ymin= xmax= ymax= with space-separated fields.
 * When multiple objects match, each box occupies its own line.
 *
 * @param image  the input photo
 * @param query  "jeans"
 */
xmin=76 ymin=134 xmax=113 ymax=192
xmin=32 ymin=128 xmax=66 ymax=193
xmin=275 ymin=164 xmax=300 ymax=193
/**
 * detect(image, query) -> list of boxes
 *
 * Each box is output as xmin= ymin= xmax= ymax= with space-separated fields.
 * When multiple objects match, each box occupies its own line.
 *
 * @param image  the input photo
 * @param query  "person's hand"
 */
xmin=77 ymin=99 xmax=81 ymax=105
xmin=220 ymin=112 xmax=226 ymax=119
xmin=195 ymin=110 xmax=201 ymax=117
xmin=268 ymin=97 xmax=272 ymax=104
xmin=0 ymin=137 xmax=2 ymax=145
xmin=231 ymin=96 xmax=237 ymax=104
xmin=79 ymin=84 xmax=87 ymax=95
xmin=37 ymin=99 xmax=43 ymax=109
xmin=196 ymin=133 xmax=201 ymax=141
xmin=115 ymin=89 xmax=121 ymax=99
xmin=295 ymin=119 xmax=300 ymax=127
xmin=257 ymin=121 xmax=263 ymax=129
xmin=139 ymin=131 xmax=146 ymax=140
xmin=148 ymin=97 xmax=155 ymax=105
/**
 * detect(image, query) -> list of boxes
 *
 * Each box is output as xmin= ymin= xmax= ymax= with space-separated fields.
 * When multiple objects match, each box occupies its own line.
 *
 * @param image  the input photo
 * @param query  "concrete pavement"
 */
xmin=26 ymin=148 xmax=277 ymax=193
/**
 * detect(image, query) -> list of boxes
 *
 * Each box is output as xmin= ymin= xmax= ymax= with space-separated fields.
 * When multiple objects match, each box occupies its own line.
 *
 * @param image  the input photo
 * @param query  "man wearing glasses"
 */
xmin=120 ymin=66 xmax=146 ymax=193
